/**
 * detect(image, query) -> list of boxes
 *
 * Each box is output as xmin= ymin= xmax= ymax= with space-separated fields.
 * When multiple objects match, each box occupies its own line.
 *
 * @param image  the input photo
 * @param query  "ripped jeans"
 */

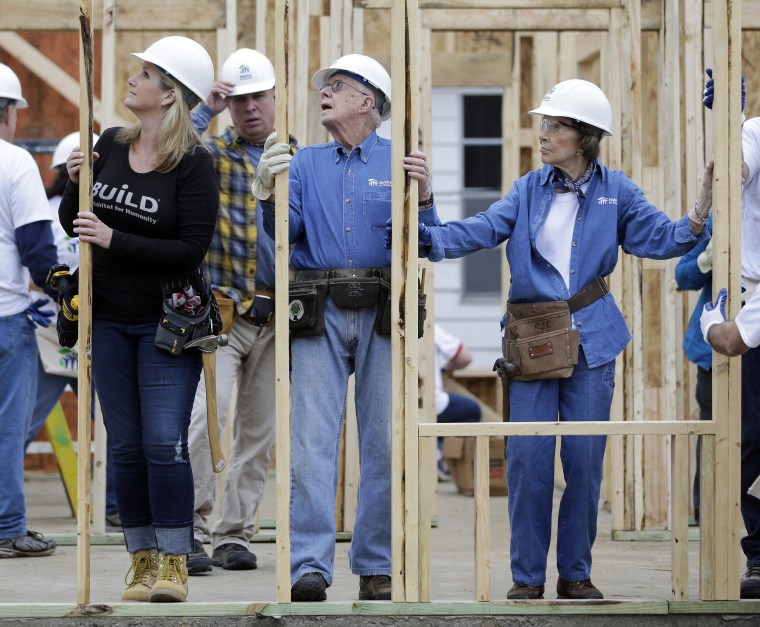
xmin=93 ymin=319 xmax=201 ymax=555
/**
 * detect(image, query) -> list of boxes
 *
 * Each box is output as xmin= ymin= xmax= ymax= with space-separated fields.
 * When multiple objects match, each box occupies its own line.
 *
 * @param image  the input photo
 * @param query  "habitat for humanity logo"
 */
xmin=238 ymin=64 xmax=252 ymax=81
xmin=58 ymin=348 xmax=78 ymax=371
xmin=368 ymin=178 xmax=391 ymax=187
xmin=596 ymin=196 xmax=618 ymax=206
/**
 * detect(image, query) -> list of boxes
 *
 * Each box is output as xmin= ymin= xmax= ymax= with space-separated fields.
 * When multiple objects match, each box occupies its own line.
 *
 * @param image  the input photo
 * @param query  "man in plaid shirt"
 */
xmin=186 ymin=48 xmax=296 ymax=574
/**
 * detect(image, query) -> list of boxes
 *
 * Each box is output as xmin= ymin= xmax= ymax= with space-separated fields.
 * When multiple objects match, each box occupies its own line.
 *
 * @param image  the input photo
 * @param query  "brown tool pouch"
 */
xmin=288 ymin=280 xmax=328 ymax=338
xmin=212 ymin=289 xmax=236 ymax=335
xmin=503 ymin=301 xmax=579 ymax=381
xmin=375 ymin=275 xmax=427 ymax=339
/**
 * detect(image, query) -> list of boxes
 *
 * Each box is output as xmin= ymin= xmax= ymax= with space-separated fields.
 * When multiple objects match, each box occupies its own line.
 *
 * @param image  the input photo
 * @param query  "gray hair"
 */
xmin=575 ymin=122 xmax=604 ymax=161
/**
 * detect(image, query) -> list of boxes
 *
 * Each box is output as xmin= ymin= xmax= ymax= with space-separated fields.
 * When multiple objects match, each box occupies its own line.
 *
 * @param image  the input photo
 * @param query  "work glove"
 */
xmin=26 ymin=298 xmax=55 ymax=328
xmin=700 ymin=287 xmax=727 ymax=344
xmin=703 ymin=68 xmax=746 ymax=112
xmin=696 ymin=238 xmax=713 ymax=274
xmin=384 ymin=219 xmax=432 ymax=255
xmin=251 ymin=132 xmax=292 ymax=201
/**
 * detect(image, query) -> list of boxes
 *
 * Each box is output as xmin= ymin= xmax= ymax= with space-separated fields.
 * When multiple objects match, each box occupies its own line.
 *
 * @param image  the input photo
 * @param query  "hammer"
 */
xmin=186 ymin=334 xmax=228 ymax=473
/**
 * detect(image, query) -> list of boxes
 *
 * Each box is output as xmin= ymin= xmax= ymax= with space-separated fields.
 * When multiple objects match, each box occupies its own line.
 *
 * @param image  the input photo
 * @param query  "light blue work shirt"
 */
xmin=425 ymin=161 xmax=707 ymax=368
xmin=262 ymin=131 xmax=437 ymax=269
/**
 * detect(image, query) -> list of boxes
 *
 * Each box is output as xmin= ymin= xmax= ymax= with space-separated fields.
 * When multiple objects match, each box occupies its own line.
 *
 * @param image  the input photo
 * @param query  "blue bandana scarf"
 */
xmin=552 ymin=161 xmax=595 ymax=202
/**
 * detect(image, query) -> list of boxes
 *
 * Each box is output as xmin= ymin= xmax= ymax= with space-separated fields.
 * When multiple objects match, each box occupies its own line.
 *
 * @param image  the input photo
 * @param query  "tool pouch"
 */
xmin=503 ymin=301 xmax=579 ymax=381
xmin=375 ymin=275 xmax=426 ymax=339
xmin=329 ymin=276 xmax=380 ymax=309
xmin=288 ymin=280 xmax=328 ymax=338
xmin=155 ymin=271 xmax=223 ymax=356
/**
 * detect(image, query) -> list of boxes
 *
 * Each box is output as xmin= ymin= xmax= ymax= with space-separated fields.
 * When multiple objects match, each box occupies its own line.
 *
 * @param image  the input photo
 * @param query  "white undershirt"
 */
xmin=536 ymin=189 xmax=581 ymax=290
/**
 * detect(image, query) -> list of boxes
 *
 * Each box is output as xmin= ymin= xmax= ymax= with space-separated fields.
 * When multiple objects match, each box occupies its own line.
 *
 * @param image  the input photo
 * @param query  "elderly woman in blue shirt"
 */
xmin=418 ymin=79 xmax=710 ymax=600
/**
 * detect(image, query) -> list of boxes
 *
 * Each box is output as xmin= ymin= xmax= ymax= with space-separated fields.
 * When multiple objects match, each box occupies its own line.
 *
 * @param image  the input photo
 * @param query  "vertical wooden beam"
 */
xmin=256 ymin=0 xmax=268 ymax=52
xmin=76 ymin=0 xmax=94 ymax=607
xmin=293 ymin=0 xmax=310 ymax=144
xmin=474 ymin=436 xmax=491 ymax=601
xmin=390 ymin=0 xmax=419 ymax=602
xmin=417 ymin=26 xmax=434 ymax=603
xmin=274 ymin=0 xmax=292 ymax=603
xmin=710 ymin=0 xmax=742 ymax=601
xmin=671 ymin=434 xmax=689 ymax=600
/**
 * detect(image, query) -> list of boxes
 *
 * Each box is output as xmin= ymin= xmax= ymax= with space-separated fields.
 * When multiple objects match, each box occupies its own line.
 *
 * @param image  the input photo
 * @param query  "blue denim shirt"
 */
xmin=675 ymin=217 xmax=712 ymax=371
xmin=425 ymin=161 xmax=707 ymax=368
xmin=262 ymin=131 xmax=436 ymax=269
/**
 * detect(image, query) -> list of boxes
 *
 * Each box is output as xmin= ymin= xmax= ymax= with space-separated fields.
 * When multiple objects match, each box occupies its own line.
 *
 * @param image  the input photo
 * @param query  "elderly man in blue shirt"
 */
xmin=252 ymin=53 xmax=436 ymax=602
xmin=401 ymin=79 xmax=709 ymax=601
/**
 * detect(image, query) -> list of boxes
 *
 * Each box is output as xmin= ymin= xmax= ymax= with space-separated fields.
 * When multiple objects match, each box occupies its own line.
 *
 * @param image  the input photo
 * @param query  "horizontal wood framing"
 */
xmin=2 ymin=0 xmax=226 ymax=30
xmin=419 ymin=421 xmax=716 ymax=437
xmin=3 ymin=600 xmax=760 ymax=618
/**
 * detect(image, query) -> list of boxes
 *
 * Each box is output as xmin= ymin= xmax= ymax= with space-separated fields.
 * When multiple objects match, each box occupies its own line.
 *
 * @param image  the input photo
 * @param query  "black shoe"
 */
xmin=741 ymin=565 xmax=760 ymax=599
xmin=187 ymin=539 xmax=213 ymax=575
xmin=291 ymin=572 xmax=327 ymax=602
xmin=105 ymin=511 xmax=122 ymax=532
xmin=556 ymin=577 xmax=603 ymax=599
xmin=212 ymin=543 xmax=257 ymax=570
xmin=0 ymin=530 xmax=56 ymax=558
xmin=507 ymin=582 xmax=544 ymax=599
xmin=359 ymin=575 xmax=392 ymax=600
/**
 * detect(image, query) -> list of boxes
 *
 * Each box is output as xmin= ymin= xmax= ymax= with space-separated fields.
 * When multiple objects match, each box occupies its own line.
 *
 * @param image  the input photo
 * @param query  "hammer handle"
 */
xmin=202 ymin=351 xmax=226 ymax=473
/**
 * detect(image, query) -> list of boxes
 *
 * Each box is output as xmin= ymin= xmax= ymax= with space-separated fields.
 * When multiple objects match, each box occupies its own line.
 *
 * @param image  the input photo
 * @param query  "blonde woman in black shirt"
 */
xmin=60 ymin=36 xmax=219 ymax=603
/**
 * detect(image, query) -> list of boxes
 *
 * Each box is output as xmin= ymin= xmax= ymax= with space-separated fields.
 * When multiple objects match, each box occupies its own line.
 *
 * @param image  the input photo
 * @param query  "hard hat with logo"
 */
xmin=312 ymin=54 xmax=392 ymax=121
xmin=0 ymin=63 xmax=28 ymax=109
xmin=221 ymin=48 xmax=275 ymax=97
xmin=132 ymin=36 xmax=214 ymax=105
xmin=51 ymin=131 xmax=101 ymax=170
xmin=529 ymin=79 xmax=612 ymax=136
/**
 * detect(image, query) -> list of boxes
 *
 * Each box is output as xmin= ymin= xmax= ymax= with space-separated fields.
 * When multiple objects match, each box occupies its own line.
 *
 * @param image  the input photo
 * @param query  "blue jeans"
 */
xmin=92 ymin=320 xmax=201 ymax=555
xmin=437 ymin=392 xmax=481 ymax=449
xmin=742 ymin=346 xmax=760 ymax=565
xmin=0 ymin=313 xmax=39 ymax=538
xmin=24 ymin=363 xmax=118 ymax=515
xmin=507 ymin=347 xmax=614 ymax=586
xmin=289 ymin=298 xmax=391 ymax=585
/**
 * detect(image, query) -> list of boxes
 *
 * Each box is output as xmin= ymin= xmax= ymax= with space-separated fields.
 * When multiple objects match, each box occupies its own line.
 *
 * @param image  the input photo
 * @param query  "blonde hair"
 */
xmin=116 ymin=72 xmax=207 ymax=173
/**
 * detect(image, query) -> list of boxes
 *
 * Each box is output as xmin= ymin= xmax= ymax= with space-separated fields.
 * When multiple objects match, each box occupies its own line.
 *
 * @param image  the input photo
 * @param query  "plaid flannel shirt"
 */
xmin=202 ymin=127 xmax=260 ymax=312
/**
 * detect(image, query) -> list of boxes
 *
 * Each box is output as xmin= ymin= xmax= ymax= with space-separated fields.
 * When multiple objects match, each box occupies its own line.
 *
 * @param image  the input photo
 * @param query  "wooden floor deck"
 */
xmin=2 ymin=472 xmax=759 ymax=620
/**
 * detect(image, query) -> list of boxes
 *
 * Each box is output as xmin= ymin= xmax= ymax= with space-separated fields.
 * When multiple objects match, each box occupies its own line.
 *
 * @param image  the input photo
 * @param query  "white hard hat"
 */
xmin=51 ymin=131 xmax=100 ymax=169
xmin=0 ymin=63 xmax=28 ymax=109
xmin=312 ymin=54 xmax=392 ymax=121
xmin=221 ymin=48 xmax=275 ymax=97
xmin=529 ymin=79 xmax=613 ymax=136
xmin=132 ymin=36 xmax=214 ymax=106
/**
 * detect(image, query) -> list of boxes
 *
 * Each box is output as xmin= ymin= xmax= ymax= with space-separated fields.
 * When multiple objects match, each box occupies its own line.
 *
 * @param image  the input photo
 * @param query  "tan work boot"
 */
xmin=121 ymin=549 xmax=158 ymax=602
xmin=149 ymin=553 xmax=189 ymax=602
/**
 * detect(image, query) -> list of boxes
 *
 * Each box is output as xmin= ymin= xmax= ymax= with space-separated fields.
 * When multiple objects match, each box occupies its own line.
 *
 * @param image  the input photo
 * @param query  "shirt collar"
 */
xmin=540 ymin=159 xmax=604 ymax=186
xmin=333 ymin=130 xmax=379 ymax=163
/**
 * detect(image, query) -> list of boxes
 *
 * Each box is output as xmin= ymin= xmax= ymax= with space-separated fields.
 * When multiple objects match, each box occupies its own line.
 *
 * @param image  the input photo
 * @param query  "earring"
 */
xmin=576 ymin=149 xmax=583 ymax=156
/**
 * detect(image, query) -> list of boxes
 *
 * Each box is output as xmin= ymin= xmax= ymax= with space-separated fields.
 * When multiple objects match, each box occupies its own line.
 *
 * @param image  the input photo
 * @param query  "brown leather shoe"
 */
xmin=507 ymin=582 xmax=544 ymax=599
xmin=556 ymin=577 xmax=603 ymax=599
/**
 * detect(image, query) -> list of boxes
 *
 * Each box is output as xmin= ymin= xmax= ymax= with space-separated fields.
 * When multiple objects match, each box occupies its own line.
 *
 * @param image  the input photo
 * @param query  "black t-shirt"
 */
xmin=59 ymin=127 xmax=219 ymax=323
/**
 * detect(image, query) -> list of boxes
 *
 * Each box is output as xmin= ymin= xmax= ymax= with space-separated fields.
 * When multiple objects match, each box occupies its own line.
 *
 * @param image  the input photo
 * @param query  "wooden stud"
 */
xmin=473 ymin=436 xmax=491 ymax=601
xmin=671 ymin=434 xmax=689 ymax=601
xmin=76 ymin=0 xmax=94 ymax=607
xmin=274 ymin=0 xmax=292 ymax=603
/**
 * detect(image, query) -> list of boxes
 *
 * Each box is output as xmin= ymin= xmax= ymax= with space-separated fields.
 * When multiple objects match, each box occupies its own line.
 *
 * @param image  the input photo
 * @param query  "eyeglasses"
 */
xmin=320 ymin=79 xmax=370 ymax=97
xmin=539 ymin=118 xmax=578 ymax=135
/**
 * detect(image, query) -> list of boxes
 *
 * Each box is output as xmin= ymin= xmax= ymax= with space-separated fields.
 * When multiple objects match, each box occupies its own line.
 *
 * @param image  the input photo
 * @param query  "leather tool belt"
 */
xmin=241 ymin=287 xmax=276 ymax=327
xmin=497 ymin=276 xmax=609 ymax=382
xmin=288 ymin=267 xmax=426 ymax=339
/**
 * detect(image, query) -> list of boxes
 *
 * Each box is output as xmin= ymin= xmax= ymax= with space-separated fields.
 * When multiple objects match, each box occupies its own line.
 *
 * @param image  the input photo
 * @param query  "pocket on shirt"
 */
xmin=362 ymin=192 xmax=392 ymax=231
